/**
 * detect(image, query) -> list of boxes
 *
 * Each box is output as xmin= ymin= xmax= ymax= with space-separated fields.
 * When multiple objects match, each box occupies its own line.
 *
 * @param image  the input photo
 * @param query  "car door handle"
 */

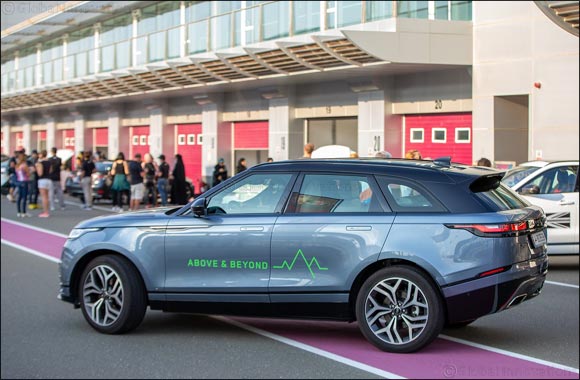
xmin=240 ymin=226 xmax=264 ymax=232
xmin=559 ymin=200 xmax=575 ymax=206
xmin=346 ymin=226 xmax=372 ymax=231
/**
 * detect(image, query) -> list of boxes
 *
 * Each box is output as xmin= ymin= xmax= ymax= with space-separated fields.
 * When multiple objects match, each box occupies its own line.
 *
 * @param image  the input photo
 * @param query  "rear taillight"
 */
xmin=446 ymin=221 xmax=534 ymax=237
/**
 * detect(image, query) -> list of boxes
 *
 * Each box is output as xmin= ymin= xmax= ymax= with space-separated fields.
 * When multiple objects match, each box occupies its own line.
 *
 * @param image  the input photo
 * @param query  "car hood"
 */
xmin=74 ymin=206 xmax=183 ymax=229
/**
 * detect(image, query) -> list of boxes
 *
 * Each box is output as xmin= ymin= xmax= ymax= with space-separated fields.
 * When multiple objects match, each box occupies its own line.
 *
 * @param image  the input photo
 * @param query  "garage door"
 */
xmin=176 ymin=123 xmax=202 ymax=191
xmin=93 ymin=128 xmax=108 ymax=159
xmin=37 ymin=131 xmax=47 ymax=151
xmin=234 ymin=121 xmax=269 ymax=150
xmin=63 ymin=129 xmax=75 ymax=151
xmin=130 ymin=126 xmax=150 ymax=159
xmin=15 ymin=132 xmax=24 ymax=151
xmin=405 ymin=113 xmax=472 ymax=165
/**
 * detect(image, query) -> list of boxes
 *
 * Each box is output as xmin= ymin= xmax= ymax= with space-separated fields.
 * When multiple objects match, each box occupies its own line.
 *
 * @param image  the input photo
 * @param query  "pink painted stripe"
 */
xmin=1 ymin=220 xmax=66 ymax=260
xmin=235 ymin=318 xmax=578 ymax=379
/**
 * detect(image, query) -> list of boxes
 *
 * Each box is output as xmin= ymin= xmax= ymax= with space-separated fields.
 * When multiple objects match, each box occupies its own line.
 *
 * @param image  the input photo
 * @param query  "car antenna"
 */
xmin=433 ymin=156 xmax=452 ymax=167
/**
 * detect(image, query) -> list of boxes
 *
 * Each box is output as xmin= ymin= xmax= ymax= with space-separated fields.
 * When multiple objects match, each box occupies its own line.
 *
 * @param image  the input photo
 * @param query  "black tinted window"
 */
xmin=291 ymin=174 xmax=381 ymax=213
xmin=376 ymin=176 xmax=446 ymax=212
xmin=477 ymin=183 xmax=529 ymax=210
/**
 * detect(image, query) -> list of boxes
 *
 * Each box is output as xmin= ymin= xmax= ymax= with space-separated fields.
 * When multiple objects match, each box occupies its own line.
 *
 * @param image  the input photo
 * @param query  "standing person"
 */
xmin=7 ymin=150 xmax=18 ymax=202
xmin=302 ymin=143 xmax=315 ymax=158
xmin=27 ymin=149 xmax=39 ymax=210
xmin=36 ymin=150 xmax=53 ymax=218
xmin=212 ymin=158 xmax=228 ymax=186
xmin=49 ymin=147 xmax=65 ymax=211
xmin=143 ymin=153 xmax=158 ymax=208
xmin=80 ymin=151 xmax=96 ymax=210
xmin=110 ymin=152 xmax=130 ymax=212
xmin=128 ymin=153 xmax=145 ymax=211
xmin=404 ymin=149 xmax=422 ymax=160
xmin=266 ymin=157 xmax=274 ymax=163
xmin=172 ymin=154 xmax=187 ymax=205
xmin=236 ymin=158 xmax=247 ymax=174
xmin=157 ymin=154 xmax=170 ymax=207
xmin=15 ymin=151 xmax=31 ymax=217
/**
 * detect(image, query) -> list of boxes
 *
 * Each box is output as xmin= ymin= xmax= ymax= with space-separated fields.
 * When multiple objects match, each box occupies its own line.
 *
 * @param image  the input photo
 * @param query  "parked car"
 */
xmin=59 ymin=158 xmax=548 ymax=353
xmin=66 ymin=161 xmax=114 ymax=202
xmin=502 ymin=160 xmax=579 ymax=254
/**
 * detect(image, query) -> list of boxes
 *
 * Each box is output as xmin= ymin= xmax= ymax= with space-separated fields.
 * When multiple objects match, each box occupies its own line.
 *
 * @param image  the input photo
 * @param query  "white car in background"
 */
xmin=502 ymin=161 xmax=579 ymax=254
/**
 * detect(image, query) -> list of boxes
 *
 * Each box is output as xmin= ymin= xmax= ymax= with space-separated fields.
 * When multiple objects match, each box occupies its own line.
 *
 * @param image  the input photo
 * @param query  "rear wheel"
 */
xmin=79 ymin=255 xmax=147 ymax=334
xmin=356 ymin=266 xmax=444 ymax=353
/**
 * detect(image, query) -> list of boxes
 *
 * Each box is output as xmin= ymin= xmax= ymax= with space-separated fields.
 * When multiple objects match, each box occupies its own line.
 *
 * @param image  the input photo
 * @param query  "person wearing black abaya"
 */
xmin=171 ymin=154 xmax=188 ymax=205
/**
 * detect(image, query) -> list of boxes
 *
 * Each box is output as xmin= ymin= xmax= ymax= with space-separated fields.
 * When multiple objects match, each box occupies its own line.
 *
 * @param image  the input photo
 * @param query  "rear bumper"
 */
xmin=444 ymin=254 xmax=548 ymax=324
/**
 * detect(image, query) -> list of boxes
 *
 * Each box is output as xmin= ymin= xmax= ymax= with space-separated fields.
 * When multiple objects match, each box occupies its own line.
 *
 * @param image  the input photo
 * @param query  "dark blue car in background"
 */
xmin=59 ymin=158 xmax=548 ymax=353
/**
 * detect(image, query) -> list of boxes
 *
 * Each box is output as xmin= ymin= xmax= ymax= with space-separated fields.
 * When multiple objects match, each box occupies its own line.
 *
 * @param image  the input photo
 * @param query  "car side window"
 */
xmin=207 ymin=173 xmax=292 ymax=214
xmin=290 ymin=174 xmax=381 ymax=213
xmin=526 ymin=166 xmax=578 ymax=194
xmin=376 ymin=176 xmax=445 ymax=212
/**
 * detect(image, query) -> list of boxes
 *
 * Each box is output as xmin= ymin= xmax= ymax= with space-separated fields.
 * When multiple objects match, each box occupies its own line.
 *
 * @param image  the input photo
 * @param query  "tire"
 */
xmin=355 ymin=266 xmax=444 ymax=353
xmin=446 ymin=319 xmax=477 ymax=328
xmin=79 ymin=255 xmax=147 ymax=334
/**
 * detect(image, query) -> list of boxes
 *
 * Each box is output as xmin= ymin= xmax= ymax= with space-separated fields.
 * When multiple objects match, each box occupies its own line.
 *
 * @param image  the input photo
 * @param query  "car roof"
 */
xmin=250 ymin=158 xmax=498 ymax=184
xmin=520 ymin=160 xmax=578 ymax=168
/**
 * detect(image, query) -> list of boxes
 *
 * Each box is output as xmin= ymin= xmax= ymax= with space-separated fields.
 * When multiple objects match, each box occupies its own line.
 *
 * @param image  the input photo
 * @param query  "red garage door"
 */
xmin=63 ymin=129 xmax=75 ymax=151
xmin=176 ymin=123 xmax=202 ymax=191
xmin=234 ymin=121 xmax=269 ymax=149
xmin=130 ymin=126 xmax=150 ymax=159
xmin=93 ymin=128 xmax=108 ymax=159
xmin=15 ymin=132 xmax=24 ymax=151
xmin=405 ymin=113 xmax=472 ymax=165
xmin=37 ymin=131 xmax=47 ymax=151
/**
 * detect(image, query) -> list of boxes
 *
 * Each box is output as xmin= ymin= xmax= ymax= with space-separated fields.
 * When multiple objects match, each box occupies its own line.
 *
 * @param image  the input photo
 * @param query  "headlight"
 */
xmin=68 ymin=228 xmax=102 ymax=240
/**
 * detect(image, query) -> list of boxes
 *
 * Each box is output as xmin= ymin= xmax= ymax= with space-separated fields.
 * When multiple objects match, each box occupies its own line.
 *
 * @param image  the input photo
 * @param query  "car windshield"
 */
xmin=502 ymin=166 xmax=541 ymax=187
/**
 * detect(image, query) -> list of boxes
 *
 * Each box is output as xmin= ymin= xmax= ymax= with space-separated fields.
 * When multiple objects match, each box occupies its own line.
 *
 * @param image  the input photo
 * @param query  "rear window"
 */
xmin=476 ymin=183 xmax=530 ymax=211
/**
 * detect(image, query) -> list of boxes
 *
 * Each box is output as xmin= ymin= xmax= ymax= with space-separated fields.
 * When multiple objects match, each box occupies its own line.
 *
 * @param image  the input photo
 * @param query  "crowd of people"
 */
xmin=5 ymin=144 xmax=494 ymax=219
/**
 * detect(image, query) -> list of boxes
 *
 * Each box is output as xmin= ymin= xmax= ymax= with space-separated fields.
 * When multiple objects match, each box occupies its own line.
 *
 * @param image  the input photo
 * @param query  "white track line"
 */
xmin=1 ymin=217 xmax=69 ymax=238
xmin=545 ymin=280 xmax=579 ymax=289
xmin=440 ymin=335 xmax=579 ymax=373
xmin=1 ymin=239 xmax=61 ymax=264
xmin=213 ymin=316 xmax=405 ymax=379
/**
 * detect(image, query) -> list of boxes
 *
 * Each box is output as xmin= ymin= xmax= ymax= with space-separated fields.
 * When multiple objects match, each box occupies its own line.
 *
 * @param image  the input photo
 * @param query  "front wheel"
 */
xmin=356 ymin=266 xmax=444 ymax=353
xmin=79 ymin=255 xmax=147 ymax=334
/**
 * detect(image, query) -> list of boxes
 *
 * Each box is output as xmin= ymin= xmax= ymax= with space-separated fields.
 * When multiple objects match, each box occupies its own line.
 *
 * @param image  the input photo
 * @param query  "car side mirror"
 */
xmin=191 ymin=197 xmax=207 ymax=217
xmin=520 ymin=184 xmax=540 ymax=195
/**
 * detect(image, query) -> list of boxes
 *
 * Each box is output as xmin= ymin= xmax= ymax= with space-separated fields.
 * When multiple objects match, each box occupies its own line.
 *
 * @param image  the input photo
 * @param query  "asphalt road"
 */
xmin=1 ymin=195 xmax=578 ymax=378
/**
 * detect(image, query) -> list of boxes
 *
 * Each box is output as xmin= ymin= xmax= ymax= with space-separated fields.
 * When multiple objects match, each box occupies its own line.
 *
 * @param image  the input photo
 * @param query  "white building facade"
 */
xmin=1 ymin=1 xmax=578 ymax=186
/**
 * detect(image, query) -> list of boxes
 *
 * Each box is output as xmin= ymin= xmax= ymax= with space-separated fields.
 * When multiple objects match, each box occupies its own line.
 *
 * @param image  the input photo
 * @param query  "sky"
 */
xmin=1 ymin=1 xmax=67 ymax=31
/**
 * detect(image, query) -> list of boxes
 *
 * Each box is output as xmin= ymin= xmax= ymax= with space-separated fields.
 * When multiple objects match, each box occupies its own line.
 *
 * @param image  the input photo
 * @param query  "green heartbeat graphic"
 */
xmin=273 ymin=249 xmax=328 ymax=279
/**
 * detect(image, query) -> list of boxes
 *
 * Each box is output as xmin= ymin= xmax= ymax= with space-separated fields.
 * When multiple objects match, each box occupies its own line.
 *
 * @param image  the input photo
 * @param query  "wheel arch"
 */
xmin=348 ymin=258 xmax=447 ymax=322
xmin=69 ymin=249 xmax=148 ymax=307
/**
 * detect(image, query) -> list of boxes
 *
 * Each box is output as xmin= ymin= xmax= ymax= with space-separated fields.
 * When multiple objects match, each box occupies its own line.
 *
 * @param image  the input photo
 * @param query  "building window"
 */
xmin=187 ymin=134 xmax=196 ymax=145
xmin=132 ymin=136 xmax=139 ymax=145
xmin=178 ymin=134 xmax=186 ymax=145
xmin=101 ymin=14 xmax=132 ymax=71
xmin=366 ymin=1 xmax=393 ymax=22
xmin=410 ymin=128 xmax=424 ymax=143
xmin=262 ymin=1 xmax=289 ymax=41
xmin=140 ymin=135 xmax=147 ymax=145
xmin=293 ymin=1 xmax=320 ymax=35
xmin=337 ymin=1 xmax=362 ymax=27
xmin=42 ymin=39 xmax=64 ymax=84
xmin=435 ymin=1 xmax=449 ymax=20
xmin=451 ymin=1 xmax=472 ymax=21
xmin=397 ymin=1 xmax=429 ymax=19
xmin=455 ymin=128 xmax=471 ymax=143
xmin=197 ymin=134 xmax=203 ymax=145
xmin=432 ymin=128 xmax=447 ymax=143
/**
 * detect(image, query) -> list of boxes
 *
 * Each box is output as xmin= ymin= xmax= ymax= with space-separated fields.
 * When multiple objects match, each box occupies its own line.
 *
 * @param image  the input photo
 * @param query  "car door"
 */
xmin=269 ymin=172 xmax=394 ymax=301
xmin=164 ymin=172 xmax=296 ymax=299
xmin=517 ymin=165 xmax=579 ymax=253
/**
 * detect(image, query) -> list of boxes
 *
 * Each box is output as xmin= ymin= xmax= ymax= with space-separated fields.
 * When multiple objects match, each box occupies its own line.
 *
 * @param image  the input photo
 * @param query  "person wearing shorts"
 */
xmin=36 ymin=150 xmax=53 ymax=218
xmin=129 ymin=153 xmax=144 ymax=211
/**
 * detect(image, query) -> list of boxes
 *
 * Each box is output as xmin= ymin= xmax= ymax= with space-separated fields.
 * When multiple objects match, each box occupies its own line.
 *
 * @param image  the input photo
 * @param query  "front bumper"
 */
xmin=444 ymin=254 xmax=548 ymax=324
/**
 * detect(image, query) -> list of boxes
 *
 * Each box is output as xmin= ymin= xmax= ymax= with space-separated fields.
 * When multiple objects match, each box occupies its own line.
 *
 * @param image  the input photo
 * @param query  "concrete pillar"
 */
xmin=107 ymin=108 xmax=121 ymax=160
xmin=71 ymin=111 xmax=85 ymax=153
xmin=1 ymin=121 xmax=10 ymax=155
xmin=268 ymin=93 xmax=303 ymax=161
xmin=45 ymin=116 xmax=56 ymax=150
xmin=148 ymin=104 xmax=166 ymax=160
xmin=201 ymin=96 xmax=231 ymax=184
xmin=357 ymin=90 xmax=385 ymax=157
xmin=21 ymin=118 xmax=32 ymax=153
